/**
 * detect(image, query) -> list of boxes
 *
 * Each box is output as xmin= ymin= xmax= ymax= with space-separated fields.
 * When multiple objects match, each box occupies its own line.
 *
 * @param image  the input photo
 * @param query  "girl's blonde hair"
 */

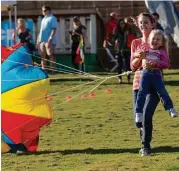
xmin=149 ymin=29 xmax=166 ymax=47
xmin=17 ymin=18 xmax=26 ymax=29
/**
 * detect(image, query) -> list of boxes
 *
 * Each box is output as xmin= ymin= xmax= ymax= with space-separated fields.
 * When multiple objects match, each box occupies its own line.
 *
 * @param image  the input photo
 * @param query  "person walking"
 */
xmin=130 ymin=13 xmax=176 ymax=156
xmin=37 ymin=5 xmax=57 ymax=72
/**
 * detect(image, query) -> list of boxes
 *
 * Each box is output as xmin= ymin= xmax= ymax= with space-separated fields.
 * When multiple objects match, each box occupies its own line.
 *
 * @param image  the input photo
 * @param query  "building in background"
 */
xmin=1 ymin=1 xmax=179 ymax=69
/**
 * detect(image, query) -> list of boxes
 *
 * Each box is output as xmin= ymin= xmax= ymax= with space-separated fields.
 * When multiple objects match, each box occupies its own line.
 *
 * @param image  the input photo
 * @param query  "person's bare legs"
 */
xmin=49 ymin=55 xmax=55 ymax=69
xmin=39 ymin=42 xmax=47 ymax=70
xmin=47 ymin=44 xmax=55 ymax=73
xmin=41 ymin=56 xmax=47 ymax=70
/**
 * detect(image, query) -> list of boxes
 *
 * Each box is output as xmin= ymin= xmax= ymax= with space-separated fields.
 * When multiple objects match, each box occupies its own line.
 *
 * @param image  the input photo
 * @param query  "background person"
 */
xmin=14 ymin=18 xmax=35 ymax=54
xmin=115 ymin=18 xmax=131 ymax=83
xmin=152 ymin=12 xmax=164 ymax=31
xmin=69 ymin=16 xmax=86 ymax=71
xmin=103 ymin=12 xmax=119 ymax=68
xmin=37 ymin=5 xmax=57 ymax=72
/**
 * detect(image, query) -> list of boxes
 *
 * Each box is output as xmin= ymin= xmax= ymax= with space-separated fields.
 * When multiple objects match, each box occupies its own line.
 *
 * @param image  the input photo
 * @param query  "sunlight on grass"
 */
xmin=2 ymin=69 xmax=179 ymax=171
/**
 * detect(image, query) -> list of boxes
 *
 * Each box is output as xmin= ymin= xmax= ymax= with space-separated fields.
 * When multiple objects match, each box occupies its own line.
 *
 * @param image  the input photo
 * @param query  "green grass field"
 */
xmin=2 ymin=69 xmax=179 ymax=171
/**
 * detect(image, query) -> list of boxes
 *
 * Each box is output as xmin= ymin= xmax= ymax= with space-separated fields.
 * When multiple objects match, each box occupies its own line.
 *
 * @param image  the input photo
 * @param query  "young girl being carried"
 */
xmin=135 ymin=29 xmax=178 ymax=125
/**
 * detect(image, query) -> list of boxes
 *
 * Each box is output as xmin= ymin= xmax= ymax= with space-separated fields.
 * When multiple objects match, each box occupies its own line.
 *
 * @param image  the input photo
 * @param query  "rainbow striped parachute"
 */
xmin=1 ymin=44 xmax=53 ymax=153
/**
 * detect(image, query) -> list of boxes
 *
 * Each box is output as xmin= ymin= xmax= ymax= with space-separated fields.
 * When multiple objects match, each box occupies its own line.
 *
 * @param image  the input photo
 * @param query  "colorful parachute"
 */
xmin=1 ymin=43 xmax=53 ymax=153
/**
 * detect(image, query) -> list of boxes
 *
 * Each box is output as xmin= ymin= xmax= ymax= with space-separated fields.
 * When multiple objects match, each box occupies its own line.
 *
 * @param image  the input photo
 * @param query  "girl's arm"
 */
xmin=145 ymin=50 xmax=170 ymax=69
xmin=156 ymin=50 xmax=170 ymax=69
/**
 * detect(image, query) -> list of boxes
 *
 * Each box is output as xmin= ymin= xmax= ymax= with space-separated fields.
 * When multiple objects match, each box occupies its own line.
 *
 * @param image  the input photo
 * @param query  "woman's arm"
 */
xmin=130 ymin=39 xmax=142 ymax=71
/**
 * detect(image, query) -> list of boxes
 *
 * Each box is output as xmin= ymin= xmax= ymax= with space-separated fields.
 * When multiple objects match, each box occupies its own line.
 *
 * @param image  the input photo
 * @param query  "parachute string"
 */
xmin=2 ymin=78 xmax=106 ymax=144
xmin=49 ymin=71 xmax=133 ymax=99
xmin=2 ymin=71 xmax=132 ymax=137
xmin=88 ymin=78 xmax=108 ymax=94
xmin=53 ymin=77 xmax=108 ymax=110
xmin=2 ymin=58 xmax=100 ymax=79
xmin=13 ymin=48 xmax=100 ymax=78
xmin=2 ymin=77 xmax=103 ymax=110
xmin=2 ymin=46 xmax=133 ymax=149
xmin=2 ymin=71 xmax=133 ymax=110
xmin=42 ymin=63 xmax=102 ymax=76
xmin=2 ymin=78 xmax=105 ymax=135
xmin=22 ymin=78 xmax=108 ymax=145
xmin=44 ymin=65 xmax=88 ymax=76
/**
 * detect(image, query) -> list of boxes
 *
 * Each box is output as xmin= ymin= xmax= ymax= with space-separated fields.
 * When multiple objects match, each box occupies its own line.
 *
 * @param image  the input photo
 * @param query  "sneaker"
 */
xmin=136 ymin=122 xmax=143 ymax=128
xmin=118 ymin=78 xmax=122 ymax=84
xmin=139 ymin=148 xmax=151 ymax=157
xmin=168 ymin=108 xmax=178 ymax=118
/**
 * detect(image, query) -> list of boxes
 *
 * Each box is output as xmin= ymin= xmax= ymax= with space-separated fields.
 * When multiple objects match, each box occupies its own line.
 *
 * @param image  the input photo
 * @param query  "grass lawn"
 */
xmin=2 ymin=69 xmax=179 ymax=171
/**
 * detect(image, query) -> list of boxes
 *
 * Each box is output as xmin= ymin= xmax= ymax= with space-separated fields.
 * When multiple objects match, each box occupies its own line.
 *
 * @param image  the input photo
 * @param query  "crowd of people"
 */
xmin=14 ymin=5 xmax=165 ymax=79
xmin=13 ymin=5 xmax=178 ymax=157
xmin=14 ymin=5 xmax=86 ymax=73
xmin=103 ymin=11 xmax=166 ymax=84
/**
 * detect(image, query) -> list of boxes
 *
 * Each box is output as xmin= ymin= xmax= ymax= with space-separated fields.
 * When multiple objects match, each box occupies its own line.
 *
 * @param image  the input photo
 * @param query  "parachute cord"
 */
xmin=13 ymin=48 xmax=100 ymax=78
xmin=22 ymin=77 xmax=109 ymax=146
xmin=2 ymin=71 xmax=133 ymax=145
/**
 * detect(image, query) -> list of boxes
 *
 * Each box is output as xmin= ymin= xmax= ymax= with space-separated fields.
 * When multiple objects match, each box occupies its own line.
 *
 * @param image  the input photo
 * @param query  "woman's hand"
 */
xmin=144 ymin=60 xmax=157 ymax=69
xmin=134 ymin=51 xmax=146 ymax=59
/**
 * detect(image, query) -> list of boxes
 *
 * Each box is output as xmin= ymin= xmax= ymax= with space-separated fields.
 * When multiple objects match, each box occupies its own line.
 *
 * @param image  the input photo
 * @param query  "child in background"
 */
xmin=135 ymin=29 xmax=178 ymax=125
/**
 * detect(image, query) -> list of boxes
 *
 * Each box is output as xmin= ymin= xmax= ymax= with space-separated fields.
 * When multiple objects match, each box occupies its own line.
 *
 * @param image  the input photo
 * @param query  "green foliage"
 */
xmin=2 ymin=70 xmax=179 ymax=171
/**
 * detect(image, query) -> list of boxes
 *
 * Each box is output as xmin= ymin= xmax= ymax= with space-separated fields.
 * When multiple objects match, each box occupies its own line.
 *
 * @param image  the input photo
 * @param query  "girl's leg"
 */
xmin=153 ymin=71 xmax=173 ymax=110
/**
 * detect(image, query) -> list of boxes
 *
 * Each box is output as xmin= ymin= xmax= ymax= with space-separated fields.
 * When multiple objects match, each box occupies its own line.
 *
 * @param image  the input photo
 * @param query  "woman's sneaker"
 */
xmin=135 ymin=113 xmax=143 ymax=127
xmin=168 ymin=108 xmax=178 ymax=118
xmin=139 ymin=147 xmax=151 ymax=157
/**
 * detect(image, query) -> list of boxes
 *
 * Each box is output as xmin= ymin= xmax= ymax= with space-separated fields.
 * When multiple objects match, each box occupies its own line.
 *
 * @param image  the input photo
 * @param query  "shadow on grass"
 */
xmin=16 ymin=147 xmax=139 ymax=156
xmin=16 ymin=146 xmax=179 ymax=156
xmin=152 ymin=146 xmax=179 ymax=153
xmin=164 ymin=80 xmax=179 ymax=86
